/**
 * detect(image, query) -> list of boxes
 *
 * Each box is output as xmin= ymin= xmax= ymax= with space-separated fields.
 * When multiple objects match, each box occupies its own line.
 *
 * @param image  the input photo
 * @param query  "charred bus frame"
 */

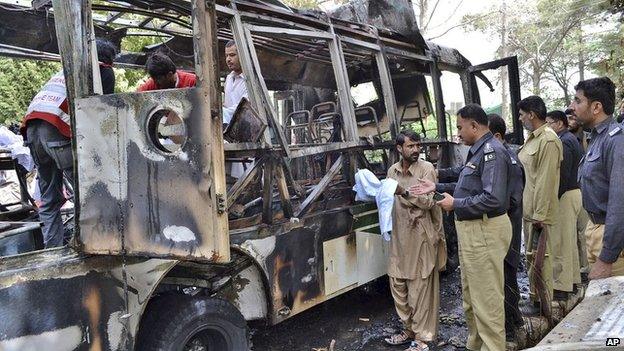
xmin=0 ymin=1 xmax=523 ymax=350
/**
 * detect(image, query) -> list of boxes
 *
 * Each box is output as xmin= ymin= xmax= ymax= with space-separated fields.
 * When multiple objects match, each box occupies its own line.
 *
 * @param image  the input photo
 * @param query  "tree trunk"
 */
xmin=418 ymin=0 xmax=428 ymax=33
xmin=577 ymin=24 xmax=585 ymax=81
xmin=532 ymin=66 xmax=541 ymax=96
xmin=500 ymin=0 xmax=510 ymax=123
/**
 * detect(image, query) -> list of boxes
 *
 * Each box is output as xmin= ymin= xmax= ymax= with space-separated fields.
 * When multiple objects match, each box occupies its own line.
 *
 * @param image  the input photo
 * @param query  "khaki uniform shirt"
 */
xmin=387 ymin=160 xmax=445 ymax=280
xmin=518 ymin=124 xmax=563 ymax=225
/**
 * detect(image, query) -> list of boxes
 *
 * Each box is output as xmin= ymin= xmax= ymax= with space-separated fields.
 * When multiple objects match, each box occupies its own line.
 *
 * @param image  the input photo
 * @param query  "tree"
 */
xmin=281 ymin=0 xmax=347 ymax=10
xmin=413 ymin=0 xmax=471 ymax=40
xmin=0 ymin=58 xmax=60 ymax=126
xmin=590 ymin=22 xmax=624 ymax=98
xmin=465 ymin=0 xmax=607 ymax=99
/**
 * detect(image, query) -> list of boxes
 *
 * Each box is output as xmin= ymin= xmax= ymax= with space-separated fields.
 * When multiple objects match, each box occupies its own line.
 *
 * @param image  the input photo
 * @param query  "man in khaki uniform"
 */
xmin=517 ymin=96 xmax=563 ymax=314
xmin=411 ymin=104 xmax=512 ymax=351
xmin=384 ymin=130 xmax=445 ymax=351
xmin=545 ymin=110 xmax=583 ymax=300
xmin=570 ymin=77 xmax=624 ymax=279
xmin=566 ymin=111 xmax=590 ymax=282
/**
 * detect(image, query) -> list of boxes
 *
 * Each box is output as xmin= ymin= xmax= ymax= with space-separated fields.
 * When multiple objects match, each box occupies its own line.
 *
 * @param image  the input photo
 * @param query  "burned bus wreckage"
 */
xmin=0 ymin=0 xmax=619 ymax=350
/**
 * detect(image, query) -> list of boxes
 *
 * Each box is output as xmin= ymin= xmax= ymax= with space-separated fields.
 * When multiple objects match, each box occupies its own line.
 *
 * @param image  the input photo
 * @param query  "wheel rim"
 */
xmin=182 ymin=325 xmax=231 ymax=351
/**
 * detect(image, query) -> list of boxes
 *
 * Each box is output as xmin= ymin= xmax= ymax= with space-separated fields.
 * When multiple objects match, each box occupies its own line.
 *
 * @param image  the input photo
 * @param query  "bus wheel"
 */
xmin=137 ymin=293 xmax=249 ymax=351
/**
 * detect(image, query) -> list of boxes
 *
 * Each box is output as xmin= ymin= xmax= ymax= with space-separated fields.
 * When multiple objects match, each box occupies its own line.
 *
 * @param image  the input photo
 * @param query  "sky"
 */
xmin=322 ymin=0 xmax=504 ymax=109
xmin=417 ymin=0 xmax=503 ymax=108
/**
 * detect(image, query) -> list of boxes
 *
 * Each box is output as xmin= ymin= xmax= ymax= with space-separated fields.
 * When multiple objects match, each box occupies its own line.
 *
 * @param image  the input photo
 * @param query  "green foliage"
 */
xmin=0 ymin=58 xmax=61 ymax=127
xmin=464 ymin=0 xmax=622 ymax=105
xmin=590 ymin=22 xmax=624 ymax=99
xmin=114 ymin=67 xmax=148 ymax=93
xmin=281 ymin=0 xmax=323 ymax=9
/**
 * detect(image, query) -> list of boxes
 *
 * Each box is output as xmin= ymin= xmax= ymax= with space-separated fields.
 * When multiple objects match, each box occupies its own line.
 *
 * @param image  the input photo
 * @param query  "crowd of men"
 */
xmin=385 ymin=77 xmax=623 ymax=351
xmin=16 ymin=33 xmax=624 ymax=351
xmin=20 ymin=39 xmax=247 ymax=248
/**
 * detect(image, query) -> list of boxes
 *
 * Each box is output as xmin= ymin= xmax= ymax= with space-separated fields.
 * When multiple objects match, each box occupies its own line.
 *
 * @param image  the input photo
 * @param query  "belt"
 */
xmin=587 ymin=212 xmax=606 ymax=224
xmin=455 ymin=210 xmax=507 ymax=222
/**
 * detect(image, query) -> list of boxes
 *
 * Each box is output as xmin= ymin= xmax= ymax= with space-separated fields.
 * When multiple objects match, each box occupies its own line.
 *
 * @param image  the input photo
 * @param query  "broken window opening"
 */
xmin=146 ymin=108 xmax=188 ymax=154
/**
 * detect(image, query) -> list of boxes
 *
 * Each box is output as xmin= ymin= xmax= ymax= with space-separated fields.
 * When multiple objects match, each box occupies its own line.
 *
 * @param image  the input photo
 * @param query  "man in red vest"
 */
xmin=137 ymin=53 xmax=196 ymax=91
xmin=21 ymin=39 xmax=116 ymax=248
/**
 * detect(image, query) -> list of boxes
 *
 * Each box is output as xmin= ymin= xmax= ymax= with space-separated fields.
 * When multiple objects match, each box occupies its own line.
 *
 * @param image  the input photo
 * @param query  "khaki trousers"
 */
xmin=577 ymin=208 xmax=589 ymax=273
xmin=552 ymin=189 xmax=582 ymax=292
xmin=455 ymin=214 xmax=511 ymax=351
xmin=585 ymin=220 xmax=624 ymax=276
xmin=389 ymin=273 xmax=439 ymax=342
xmin=524 ymin=220 xmax=553 ymax=303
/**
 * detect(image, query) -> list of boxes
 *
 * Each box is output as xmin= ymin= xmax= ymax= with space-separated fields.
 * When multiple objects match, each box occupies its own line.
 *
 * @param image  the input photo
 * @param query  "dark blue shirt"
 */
xmin=504 ymin=144 xmax=524 ymax=212
xmin=437 ymin=132 xmax=512 ymax=221
xmin=578 ymin=118 xmax=624 ymax=263
xmin=558 ymin=130 xmax=583 ymax=198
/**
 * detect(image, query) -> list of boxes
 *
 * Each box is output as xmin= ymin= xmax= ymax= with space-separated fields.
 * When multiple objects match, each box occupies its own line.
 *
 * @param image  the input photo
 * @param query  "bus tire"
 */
xmin=137 ymin=293 xmax=249 ymax=351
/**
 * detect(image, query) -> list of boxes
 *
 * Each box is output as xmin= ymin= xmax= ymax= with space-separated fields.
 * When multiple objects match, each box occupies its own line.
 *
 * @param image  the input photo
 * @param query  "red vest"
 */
xmin=21 ymin=70 xmax=71 ymax=137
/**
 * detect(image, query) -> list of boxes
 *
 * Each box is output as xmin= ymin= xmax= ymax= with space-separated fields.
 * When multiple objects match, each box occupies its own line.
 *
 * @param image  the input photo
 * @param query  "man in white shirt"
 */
xmin=223 ymin=40 xmax=248 ymax=125
xmin=223 ymin=40 xmax=250 ymax=179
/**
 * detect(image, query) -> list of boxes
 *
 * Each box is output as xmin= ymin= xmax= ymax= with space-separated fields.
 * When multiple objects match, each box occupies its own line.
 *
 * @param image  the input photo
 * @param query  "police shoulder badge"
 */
xmin=609 ymin=126 xmax=621 ymax=137
xmin=484 ymin=142 xmax=494 ymax=153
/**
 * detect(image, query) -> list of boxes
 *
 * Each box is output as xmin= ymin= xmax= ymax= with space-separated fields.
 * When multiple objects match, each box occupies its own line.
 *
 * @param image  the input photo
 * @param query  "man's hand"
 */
xmin=437 ymin=193 xmax=454 ymax=211
xmin=409 ymin=178 xmax=435 ymax=196
xmin=589 ymin=258 xmax=613 ymax=280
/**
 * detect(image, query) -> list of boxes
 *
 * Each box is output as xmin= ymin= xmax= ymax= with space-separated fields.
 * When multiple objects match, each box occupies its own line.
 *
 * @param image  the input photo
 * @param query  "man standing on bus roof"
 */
xmin=411 ymin=104 xmax=513 ymax=351
xmin=20 ymin=39 xmax=116 ymax=248
xmin=569 ymin=77 xmax=624 ymax=279
xmin=223 ymin=40 xmax=248 ymax=126
xmin=384 ymin=130 xmax=445 ymax=351
xmin=137 ymin=52 xmax=196 ymax=91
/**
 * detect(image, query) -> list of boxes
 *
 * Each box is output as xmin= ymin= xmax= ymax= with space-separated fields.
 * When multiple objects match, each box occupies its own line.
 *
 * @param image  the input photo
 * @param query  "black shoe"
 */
xmin=520 ymin=301 xmax=541 ymax=316
xmin=553 ymin=289 xmax=569 ymax=301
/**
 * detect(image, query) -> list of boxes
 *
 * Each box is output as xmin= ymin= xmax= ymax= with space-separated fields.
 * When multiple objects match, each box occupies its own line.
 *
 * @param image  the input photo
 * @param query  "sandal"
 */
xmin=384 ymin=330 xmax=414 ymax=345
xmin=404 ymin=340 xmax=429 ymax=351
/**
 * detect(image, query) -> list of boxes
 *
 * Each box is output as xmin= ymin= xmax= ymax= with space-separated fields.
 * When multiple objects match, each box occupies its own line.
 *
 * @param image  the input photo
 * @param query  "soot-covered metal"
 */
xmin=75 ymin=88 xmax=229 ymax=261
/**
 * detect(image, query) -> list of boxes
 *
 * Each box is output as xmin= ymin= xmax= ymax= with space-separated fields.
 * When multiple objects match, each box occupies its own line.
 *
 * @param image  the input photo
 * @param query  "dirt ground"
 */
xmin=251 ymin=258 xmax=530 ymax=351
xmin=250 ymin=268 xmax=469 ymax=351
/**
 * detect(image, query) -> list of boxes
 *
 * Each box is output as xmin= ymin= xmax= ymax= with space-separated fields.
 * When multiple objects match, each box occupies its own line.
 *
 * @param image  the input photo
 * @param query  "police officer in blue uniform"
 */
xmin=569 ymin=77 xmax=624 ymax=278
xmin=411 ymin=104 xmax=513 ymax=351
xmin=487 ymin=114 xmax=525 ymax=343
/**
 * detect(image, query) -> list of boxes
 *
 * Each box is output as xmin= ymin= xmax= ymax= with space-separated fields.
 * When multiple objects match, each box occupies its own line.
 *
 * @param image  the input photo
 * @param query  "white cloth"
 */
xmin=223 ymin=71 xmax=248 ymax=124
xmin=353 ymin=169 xmax=398 ymax=241
xmin=0 ymin=126 xmax=34 ymax=172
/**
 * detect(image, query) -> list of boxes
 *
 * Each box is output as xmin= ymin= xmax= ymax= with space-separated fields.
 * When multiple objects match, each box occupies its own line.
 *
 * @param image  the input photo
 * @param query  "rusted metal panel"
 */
xmin=323 ymin=234 xmax=357 ymax=295
xmin=0 ymin=249 xmax=176 ymax=351
xmin=238 ymin=208 xmax=356 ymax=324
xmin=74 ymin=88 xmax=229 ymax=262
xmin=355 ymin=231 xmax=389 ymax=285
xmin=223 ymin=98 xmax=267 ymax=143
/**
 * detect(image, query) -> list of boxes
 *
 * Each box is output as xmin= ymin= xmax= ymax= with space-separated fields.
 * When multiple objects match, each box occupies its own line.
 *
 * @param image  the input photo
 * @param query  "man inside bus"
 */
xmin=223 ymin=40 xmax=249 ymax=179
xmin=222 ymin=40 xmax=248 ymax=127
xmin=21 ymin=39 xmax=116 ymax=248
xmin=138 ymin=52 xmax=196 ymax=91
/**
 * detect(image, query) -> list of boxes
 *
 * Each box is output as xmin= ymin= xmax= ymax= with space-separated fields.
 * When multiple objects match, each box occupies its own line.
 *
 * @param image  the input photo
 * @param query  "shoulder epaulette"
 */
xmin=484 ymin=142 xmax=494 ymax=153
xmin=609 ymin=126 xmax=621 ymax=137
